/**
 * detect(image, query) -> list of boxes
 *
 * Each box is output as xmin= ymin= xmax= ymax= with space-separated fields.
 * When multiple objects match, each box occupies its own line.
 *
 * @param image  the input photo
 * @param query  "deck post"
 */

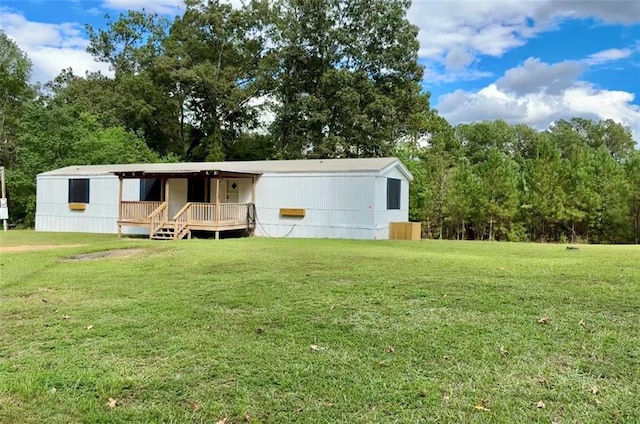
xmin=215 ymin=177 xmax=221 ymax=224
xmin=117 ymin=177 xmax=123 ymax=238
xmin=164 ymin=178 xmax=170 ymax=212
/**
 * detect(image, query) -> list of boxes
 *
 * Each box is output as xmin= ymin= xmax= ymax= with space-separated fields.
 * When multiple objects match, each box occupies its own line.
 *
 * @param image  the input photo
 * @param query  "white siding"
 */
xmin=35 ymin=175 xmax=144 ymax=234
xmin=373 ymin=166 xmax=410 ymax=239
xmin=35 ymin=162 xmax=411 ymax=240
xmin=253 ymin=174 xmax=377 ymax=239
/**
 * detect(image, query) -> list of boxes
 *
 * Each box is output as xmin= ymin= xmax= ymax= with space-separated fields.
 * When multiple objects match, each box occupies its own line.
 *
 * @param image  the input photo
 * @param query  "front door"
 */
xmin=226 ymin=180 xmax=239 ymax=203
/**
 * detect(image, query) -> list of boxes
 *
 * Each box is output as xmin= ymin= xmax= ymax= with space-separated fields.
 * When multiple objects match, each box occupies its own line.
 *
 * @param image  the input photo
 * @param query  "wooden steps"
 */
xmin=151 ymin=222 xmax=191 ymax=240
xmin=151 ymin=225 xmax=175 ymax=240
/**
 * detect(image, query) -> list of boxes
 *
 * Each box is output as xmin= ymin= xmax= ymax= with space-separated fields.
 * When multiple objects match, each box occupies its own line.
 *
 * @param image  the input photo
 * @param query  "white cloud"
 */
xmin=496 ymin=58 xmax=584 ymax=95
xmin=408 ymin=0 xmax=640 ymax=79
xmin=436 ymin=59 xmax=640 ymax=141
xmin=86 ymin=7 xmax=105 ymax=16
xmin=423 ymin=67 xmax=493 ymax=84
xmin=445 ymin=47 xmax=474 ymax=70
xmin=0 ymin=10 xmax=111 ymax=83
xmin=585 ymin=48 xmax=633 ymax=65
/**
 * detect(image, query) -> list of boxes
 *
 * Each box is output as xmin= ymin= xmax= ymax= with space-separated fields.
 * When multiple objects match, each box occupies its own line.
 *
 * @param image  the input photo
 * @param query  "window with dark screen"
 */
xmin=68 ymin=179 xmax=90 ymax=203
xmin=187 ymin=178 xmax=208 ymax=203
xmin=140 ymin=178 xmax=163 ymax=201
xmin=387 ymin=178 xmax=401 ymax=210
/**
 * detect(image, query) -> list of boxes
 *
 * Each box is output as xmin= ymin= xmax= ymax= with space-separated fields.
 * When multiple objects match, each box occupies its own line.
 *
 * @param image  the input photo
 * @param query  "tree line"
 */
xmin=398 ymin=119 xmax=640 ymax=244
xmin=0 ymin=0 xmax=638 ymax=243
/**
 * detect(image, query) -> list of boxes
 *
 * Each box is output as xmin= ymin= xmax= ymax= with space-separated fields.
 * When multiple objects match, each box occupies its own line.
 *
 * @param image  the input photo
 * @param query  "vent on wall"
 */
xmin=280 ymin=208 xmax=305 ymax=217
xmin=69 ymin=203 xmax=87 ymax=211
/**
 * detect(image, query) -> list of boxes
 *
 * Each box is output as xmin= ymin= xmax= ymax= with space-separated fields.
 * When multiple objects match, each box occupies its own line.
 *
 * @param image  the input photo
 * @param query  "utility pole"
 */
xmin=1 ymin=166 xmax=7 ymax=231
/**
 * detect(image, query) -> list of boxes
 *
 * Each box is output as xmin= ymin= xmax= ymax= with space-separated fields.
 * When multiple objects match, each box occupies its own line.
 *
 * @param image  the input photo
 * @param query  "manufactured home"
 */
xmin=35 ymin=157 xmax=412 ymax=240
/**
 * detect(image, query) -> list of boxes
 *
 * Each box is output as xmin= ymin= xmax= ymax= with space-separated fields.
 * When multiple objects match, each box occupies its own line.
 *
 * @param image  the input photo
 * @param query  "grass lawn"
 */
xmin=1 ymin=232 xmax=639 ymax=423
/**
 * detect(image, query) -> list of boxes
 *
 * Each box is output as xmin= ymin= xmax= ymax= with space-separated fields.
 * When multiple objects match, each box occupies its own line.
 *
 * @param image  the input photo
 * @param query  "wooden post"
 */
xmin=164 ymin=178 xmax=170 ymax=211
xmin=215 ymin=177 xmax=221 ymax=224
xmin=117 ymin=177 xmax=123 ymax=238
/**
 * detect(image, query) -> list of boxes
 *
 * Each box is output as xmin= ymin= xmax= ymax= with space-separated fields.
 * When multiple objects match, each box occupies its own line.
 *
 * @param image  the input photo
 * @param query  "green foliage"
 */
xmin=0 ymin=31 xmax=34 ymax=167
xmin=403 ymin=118 xmax=639 ymax=243
xmin=161 ymin=0 xmax=277 ymax=160
xmin=444 ymin=160 xmax=480 ymax=240
xmin=7 ymin=102 xmax=159 ymax=225
xmin=474 ymin=147 xmax=521 ymax=240
xmin=626 ymin=151 xmax=640 ymax=244
xmin=520 ymin=132 xmax=566 ymax=241
xmin=270 ymin=0 xmax=429 ymax=158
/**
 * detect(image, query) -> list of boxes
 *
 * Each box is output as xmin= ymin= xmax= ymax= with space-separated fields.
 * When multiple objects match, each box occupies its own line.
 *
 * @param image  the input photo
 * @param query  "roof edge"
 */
xmin=381 ymin=158 xmax=414 ymax=182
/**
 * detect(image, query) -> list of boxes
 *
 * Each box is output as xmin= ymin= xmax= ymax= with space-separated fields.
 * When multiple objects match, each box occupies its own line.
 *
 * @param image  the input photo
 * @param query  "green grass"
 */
xmin=1 ymin=232 xmax=639 ymax=423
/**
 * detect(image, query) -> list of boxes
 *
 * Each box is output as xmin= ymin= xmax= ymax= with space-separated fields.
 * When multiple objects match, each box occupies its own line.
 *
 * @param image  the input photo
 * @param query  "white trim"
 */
xmin=380 ymin=159 xmax=414 ymax=182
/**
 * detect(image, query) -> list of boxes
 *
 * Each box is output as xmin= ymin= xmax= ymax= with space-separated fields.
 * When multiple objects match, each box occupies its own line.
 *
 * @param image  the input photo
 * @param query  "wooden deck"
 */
xmin=118 ymin=201 xmax=254 ymax=240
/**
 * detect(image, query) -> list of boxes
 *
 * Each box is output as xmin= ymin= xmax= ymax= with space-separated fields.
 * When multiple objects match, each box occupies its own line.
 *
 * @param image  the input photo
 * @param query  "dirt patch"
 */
xmin=63 ymin=248 xmax=149 ymax=261
xmin=0 ymin=244 xmax=87 ymax=253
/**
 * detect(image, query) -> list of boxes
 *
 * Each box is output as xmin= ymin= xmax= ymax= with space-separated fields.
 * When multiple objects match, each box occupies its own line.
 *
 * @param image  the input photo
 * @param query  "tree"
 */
xmin=590 ymin=119 xmax=635 ymax=162
xmin=445 ymin=160 xmax=480 ymax=240
xmin=270 ymin=0 xmax=429 ymax=158
xmin=0 ymin=31 xmax=33 ymax=168
xmin=626 ymin=151 xmax=640 ymax=244
xmin=474 ymin=147 xmax=521 ymax=241
xmin=84 ymin=12 xmax=190 ymax=157
xmin=86 ymin=11 xmax=168 ymax=76
xmin=456 ymin=120 xmax=516 ymax=164
xmin=7 ymin=102 xmax=159 ymax=225
xmin=161 ymin=0 xmax=277 ymax=160
xmin=520 ymin=132 xmax=566 ymax=241
xmin=588 ymin=146 xmax=630 ymax=243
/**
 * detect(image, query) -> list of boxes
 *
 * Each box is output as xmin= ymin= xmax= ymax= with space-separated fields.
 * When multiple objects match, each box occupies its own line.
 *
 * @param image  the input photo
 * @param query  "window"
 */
xmin=68 ymin=179 xmax=90 ymax=203
xmin=387 ymin=178 xmax=401 ymax=210
xmin=187 ymin=178 xmax=208 ymax=203
xmin=140 ymin=178 xmax=163 ymax=201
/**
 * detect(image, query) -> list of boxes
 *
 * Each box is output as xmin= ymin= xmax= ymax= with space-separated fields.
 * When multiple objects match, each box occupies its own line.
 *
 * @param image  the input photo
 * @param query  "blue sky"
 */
xmin=1 ymin=0 xmax=639 ymax=139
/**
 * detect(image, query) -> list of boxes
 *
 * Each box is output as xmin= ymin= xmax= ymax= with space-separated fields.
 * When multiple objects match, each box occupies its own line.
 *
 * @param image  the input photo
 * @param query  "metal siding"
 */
xmin=122 ymin=179 xmax=140 ymax=201
xmin=35 ymin=171 xmax=392 ymax=240
xmin=237 ymin=178 xmax=253 ymax=203
xmin=36 ymin=176 xmax=145 ymax=235
xmin=36 ymin=175 xmax=114 ymax=233
xmin=373 ymin=165 xmax=410 ymax=239
xmin=253 ymin=174 xmax=376 ymax=239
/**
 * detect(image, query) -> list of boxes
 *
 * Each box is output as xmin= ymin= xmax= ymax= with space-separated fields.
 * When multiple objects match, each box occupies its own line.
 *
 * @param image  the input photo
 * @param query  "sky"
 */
xmin=1 ymin=0 xmax=639 ymax=140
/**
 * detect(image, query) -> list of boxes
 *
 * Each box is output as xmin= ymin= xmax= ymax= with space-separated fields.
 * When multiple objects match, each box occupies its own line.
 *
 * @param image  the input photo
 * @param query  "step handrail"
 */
xmin=148 ymin=202 xmax=168 ymax=239
xmin=173 ymin=202 xmax=192 ymax=240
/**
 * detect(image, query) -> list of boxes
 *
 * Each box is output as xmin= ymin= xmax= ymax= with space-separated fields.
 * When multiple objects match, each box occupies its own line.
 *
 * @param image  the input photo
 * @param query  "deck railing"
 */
xmin=219 ymin=203 xmax=246 ymax=223
xmin=190 ymin=203 xmax=216 ymax=223
xmin=120 ymin=201 xmax=163 ymax=221
xmin=119 ymin=201 xmax=247 ymax=228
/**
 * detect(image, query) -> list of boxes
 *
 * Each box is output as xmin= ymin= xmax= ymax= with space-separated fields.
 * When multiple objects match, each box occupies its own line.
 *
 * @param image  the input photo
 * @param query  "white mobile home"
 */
xmin=36 ymin=157 xmax=412 ymax=240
